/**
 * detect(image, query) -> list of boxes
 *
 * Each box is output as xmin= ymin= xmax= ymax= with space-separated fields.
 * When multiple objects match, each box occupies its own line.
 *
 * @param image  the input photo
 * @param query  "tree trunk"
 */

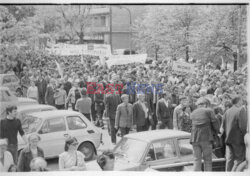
xmin=186 ymin=45 xmax=189 ymax=62
xmin=78 ymin=32 xmax=84 ymax=44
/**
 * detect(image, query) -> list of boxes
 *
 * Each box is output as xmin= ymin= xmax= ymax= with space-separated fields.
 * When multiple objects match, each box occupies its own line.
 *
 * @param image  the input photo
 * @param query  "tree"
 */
xmin=56 ymin=5 xmax=92 ymax=44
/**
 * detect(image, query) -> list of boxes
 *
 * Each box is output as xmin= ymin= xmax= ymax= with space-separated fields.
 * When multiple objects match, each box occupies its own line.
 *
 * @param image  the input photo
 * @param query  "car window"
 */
xmin=152 ymin=139 xmax=177 ymax=160
xmin=114 ymin=138 xmax=148 ymax=163
xmin=22 ymin=116 xmax=42 ymax=134
xmin=177 ymin=138 xmax=193 ymax=157
xmin=2 ymin=76 xmax=11 ymax=84
xmin=66 ymin=116 xmax=87 ymax=130
xmin=145 ymin=145 xmax=156 ymax=162
xmin=40 ymin=117 xmax=66 ymax=134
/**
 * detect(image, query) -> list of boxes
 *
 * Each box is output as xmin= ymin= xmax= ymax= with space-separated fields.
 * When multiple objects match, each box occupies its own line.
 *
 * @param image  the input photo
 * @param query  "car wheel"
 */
xmin=78 ymin=142 xmax=95 ymax=161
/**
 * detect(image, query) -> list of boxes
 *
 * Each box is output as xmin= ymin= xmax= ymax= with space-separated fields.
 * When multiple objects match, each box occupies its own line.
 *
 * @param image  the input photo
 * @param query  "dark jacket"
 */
xmin=45 ymin=85 xmax=55 ymax=106
xmin=17 ymin=146 xmax=44 ymax=172
xmin=104 ymin=93 xmax=121 ymax=119
xmin=115 ymin=103 xmax=133 ymax=128
xmin=156 ymin=99 xmax=173 ymax=122
xmin=222 ymin=105 xmax=247 ymax=145
xmin=133 ymin=101 xmax=151 ymax=127
xmin=36 ymin=78 xmax=47 ymax=96
xmin=190 ymin=107 xmax=219 ymax=143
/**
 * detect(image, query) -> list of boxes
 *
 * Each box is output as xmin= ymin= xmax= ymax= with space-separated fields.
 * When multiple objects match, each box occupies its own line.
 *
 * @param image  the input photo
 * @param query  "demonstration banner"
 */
xmin=47 ymin=44 xmax=111 ymax=57
xmin=106 ymin=54 xmax=147 ymax=68
xmin=172 ymin=61 xmax=195 ymax=74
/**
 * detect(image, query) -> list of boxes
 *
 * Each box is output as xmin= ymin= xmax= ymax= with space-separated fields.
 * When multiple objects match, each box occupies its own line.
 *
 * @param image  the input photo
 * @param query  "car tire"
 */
xmin=78 ymin=142 xmax=96 ymax=161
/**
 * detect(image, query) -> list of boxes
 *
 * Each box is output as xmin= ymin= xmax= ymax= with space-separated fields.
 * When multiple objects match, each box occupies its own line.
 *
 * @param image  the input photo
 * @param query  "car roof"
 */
xmin=125 ymin=130 xmax=191 ymax=143
xmin=27 ymin=110 xmax=82 ymax=119
xmin=17 ymin=104 xmax=56 ymax=112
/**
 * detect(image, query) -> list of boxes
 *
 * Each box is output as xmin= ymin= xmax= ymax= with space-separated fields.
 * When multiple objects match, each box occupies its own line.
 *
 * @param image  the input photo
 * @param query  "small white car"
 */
xmin=18 ymin=110 xmax=102 ymax=161
xmin=0 ymin=86 xmax=38 ymax=118
xmin=17 ymin=104 xmax=57 ymax=123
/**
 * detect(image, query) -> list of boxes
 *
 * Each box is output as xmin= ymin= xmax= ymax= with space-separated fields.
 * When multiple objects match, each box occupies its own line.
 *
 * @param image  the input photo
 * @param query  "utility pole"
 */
xmin=109 ymin=5 xmax=112 ymax=54
xmin=237 ymin=5 xmax=242 ymax=70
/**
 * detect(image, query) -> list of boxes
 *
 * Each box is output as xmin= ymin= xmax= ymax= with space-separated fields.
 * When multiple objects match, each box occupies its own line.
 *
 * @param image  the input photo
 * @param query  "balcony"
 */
xmin=86 ymin=26 xmax=110 ymax=33
xmin=90 ymin=7 xmax=110 ymax=15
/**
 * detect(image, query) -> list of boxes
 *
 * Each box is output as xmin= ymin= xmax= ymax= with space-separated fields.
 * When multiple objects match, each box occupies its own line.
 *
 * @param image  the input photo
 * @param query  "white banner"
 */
xmin=47 ymin=43 xmax=111 ymax=57
xmin=106 ymin=54 xmax=147 ymax=68
xmin=172 ymin=61 xmax=195 ymax=74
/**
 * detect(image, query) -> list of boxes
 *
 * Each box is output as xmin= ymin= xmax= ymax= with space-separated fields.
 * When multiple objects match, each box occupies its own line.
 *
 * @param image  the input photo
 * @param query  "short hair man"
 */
xmin=0 ymin=105 xmax=27 ymax=164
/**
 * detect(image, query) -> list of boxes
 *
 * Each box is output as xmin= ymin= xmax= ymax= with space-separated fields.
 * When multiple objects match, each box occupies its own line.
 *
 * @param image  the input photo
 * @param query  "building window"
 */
xmin=100 ymin=16 xmax=106 ymax=26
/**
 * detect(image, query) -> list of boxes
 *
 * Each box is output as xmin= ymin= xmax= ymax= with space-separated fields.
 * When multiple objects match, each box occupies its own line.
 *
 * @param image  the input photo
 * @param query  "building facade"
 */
xmin=89 ymin=5 xmax=146 ymax=51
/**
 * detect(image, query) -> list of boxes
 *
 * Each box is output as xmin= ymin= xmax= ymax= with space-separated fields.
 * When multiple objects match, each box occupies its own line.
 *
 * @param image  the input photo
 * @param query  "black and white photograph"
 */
xmin=0 ymin=0 xmax=249 ymax=173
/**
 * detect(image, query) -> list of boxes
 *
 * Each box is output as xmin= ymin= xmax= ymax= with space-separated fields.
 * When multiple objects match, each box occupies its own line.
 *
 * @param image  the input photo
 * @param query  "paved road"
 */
xmin=46 ymin=125 xmax=121 ymax=171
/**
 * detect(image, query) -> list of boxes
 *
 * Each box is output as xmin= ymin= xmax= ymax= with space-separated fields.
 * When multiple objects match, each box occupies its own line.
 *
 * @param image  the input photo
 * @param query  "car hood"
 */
xmin=17 ymin=97 xmax=38 ymax=105
xmin=114 ymin=158 xmax=141 ymax=171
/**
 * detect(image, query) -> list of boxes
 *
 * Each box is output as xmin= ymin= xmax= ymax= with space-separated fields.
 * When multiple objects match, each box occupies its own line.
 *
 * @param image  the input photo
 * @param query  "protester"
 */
xmin=58 ymin=137 xmax=86 ymax=171
xmin=96 ymin=151 xmax=115 ymax=171
xmin=221 ymin=96 xmax=247 ymax=171
xmin=133 ymin=93 xmax=151 ymax=132
xmin=27 ymin=81 xmax=38 ymax=100
xmin=30 ymin=157 xmax=48 ymax=172
xmin=190 ymin=97 xmax=220 ymax=171
xmin=17 ymin=134 xmax=44 ymax=172
xmin=0 ymin=106 xmax=27 ymax=164
xmin=75 ymin=88 xmax=92 ymax=121
xmin=173 ymin=96 xmax=188 ymax=130
xmin=104 ymin=83 xmax=121 ymax=144
xmin=67 ymin=82 xmax=81 ymax=111
xmin=54 ymin=83 xmax=67 ymax=109
xmin=156 ymin=92 xmax=173 ymax=129
xmin=115 ymin=94 xmax=133 ymax=137
xmin=35 ymin=72 xmax=47 ymax=104
xmin=45 ymin=79 xmax=56 ymax=106
xmin=0 ymin=139 xmax=14 ymax=172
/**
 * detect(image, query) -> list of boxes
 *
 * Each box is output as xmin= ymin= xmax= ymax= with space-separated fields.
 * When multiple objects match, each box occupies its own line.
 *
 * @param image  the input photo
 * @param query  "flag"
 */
xmin=55 ymin=60 xmax=63 ymax=78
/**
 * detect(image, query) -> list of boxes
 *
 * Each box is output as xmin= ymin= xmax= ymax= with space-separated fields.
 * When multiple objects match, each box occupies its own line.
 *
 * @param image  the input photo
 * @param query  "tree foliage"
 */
xmin=133 ymin=5 xmax=247 ymax=66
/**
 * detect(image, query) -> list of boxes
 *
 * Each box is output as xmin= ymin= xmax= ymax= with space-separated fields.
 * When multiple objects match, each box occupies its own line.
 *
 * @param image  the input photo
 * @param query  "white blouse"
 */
xmin=0 ymin=151 xmax=14 ymax=172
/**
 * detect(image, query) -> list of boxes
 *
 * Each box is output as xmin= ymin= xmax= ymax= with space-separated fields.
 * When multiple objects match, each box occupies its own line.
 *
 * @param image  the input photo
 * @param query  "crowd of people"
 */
xmin=0 ymin=52 xmax=248 ymax=172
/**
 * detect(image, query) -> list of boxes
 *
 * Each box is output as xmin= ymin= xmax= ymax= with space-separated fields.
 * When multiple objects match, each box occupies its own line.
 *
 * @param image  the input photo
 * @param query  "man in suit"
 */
xmin=156 ymin=92 xmax=173 ymax=129
xmin=104 ymin=83 xmax=121 ymax=144
xmin=115 ymin=94 xmax=133 ymax=137
xmin=173 ymin=96 xmax=188 ymax=130
xmin=221 ymin=96 xmax=247 ymax=171
xmin=133 ymin=93 xmax=152 ymax=132
xmin=35 ymin=72 xmax=47 ymax=104
xmin=190 ymin=97 xmax=220 ymax=171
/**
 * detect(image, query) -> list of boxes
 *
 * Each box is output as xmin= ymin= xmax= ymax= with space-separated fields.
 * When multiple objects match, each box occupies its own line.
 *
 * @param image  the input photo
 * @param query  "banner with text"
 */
xmin=47 ymin=43 xmax=111 ymax=57
xmin=172 ymin=61 xmax=195 ymax=74
xmin=106 ymin=54 xmax=147 ymax=68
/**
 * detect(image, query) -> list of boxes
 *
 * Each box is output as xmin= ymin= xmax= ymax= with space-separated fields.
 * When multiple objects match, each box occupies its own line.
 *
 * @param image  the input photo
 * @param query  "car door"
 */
xmin=143 ymin=138 xmax=181 ymax=171
xmin=38 ymin=116 xmax=68 ymax=158
xmin=66 ymin=115 xmax=95 ymax=142
xmin=176 ymin=138 xmax=226 ymax=171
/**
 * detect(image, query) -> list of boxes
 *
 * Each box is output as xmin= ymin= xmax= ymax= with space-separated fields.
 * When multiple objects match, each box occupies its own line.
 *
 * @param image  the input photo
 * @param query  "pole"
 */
xmin=117 ymin=6 xmax=132 ymax=54
xmin=237 ymin=5 xmax=242 ymax=70
xmin=110 ymin=6 xmax=112 ymax=53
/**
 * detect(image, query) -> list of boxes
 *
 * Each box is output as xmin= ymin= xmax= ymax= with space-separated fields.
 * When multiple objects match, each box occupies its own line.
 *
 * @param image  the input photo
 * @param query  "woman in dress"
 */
xmin=59 ymin=137 xmax=86 ymax=171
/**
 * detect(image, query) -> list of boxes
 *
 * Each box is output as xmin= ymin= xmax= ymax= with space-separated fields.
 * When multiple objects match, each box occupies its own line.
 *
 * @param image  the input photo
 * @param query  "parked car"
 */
xmin=112 ymin=130 xmax=225 ymax=171
xmin=0 ymin=87 xmax=38 ymax=118
xmin=17 ymin=104 xmax=57 ymax=123
xmin=0 ymin=73 xmax=22 ymax=96
xmin=18 ymin=110 xmax=102 ymax=161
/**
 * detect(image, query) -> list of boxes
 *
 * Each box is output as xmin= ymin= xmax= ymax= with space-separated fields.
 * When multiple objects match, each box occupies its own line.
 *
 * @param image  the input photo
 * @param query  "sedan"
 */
xmin=18 ymin=110 xmax=102 ymax=161
xmin=113 ymin=130 xmax=225 ymax=171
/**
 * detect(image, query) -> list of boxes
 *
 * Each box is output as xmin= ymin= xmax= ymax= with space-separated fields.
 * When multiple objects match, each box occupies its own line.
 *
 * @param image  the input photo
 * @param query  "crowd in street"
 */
xmin=0 ymin=53 xmax=248 ymax=172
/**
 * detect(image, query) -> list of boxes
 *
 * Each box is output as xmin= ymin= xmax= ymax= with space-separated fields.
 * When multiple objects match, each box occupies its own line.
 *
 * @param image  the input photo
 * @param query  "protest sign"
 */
xmin=106 ymin=54 xmax=147 ymax=68
xmin=47 ymin=44 xmax=111 ymax=57
xmin=172 ymin=61 xmax=195 ymax=74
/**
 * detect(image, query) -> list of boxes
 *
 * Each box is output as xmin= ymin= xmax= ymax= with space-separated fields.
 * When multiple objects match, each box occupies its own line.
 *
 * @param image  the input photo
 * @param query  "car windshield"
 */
xmin=113 ymin=138 xmax=148 ymax=163
xmin=22 ymin=115 xmax=42 ymax=134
